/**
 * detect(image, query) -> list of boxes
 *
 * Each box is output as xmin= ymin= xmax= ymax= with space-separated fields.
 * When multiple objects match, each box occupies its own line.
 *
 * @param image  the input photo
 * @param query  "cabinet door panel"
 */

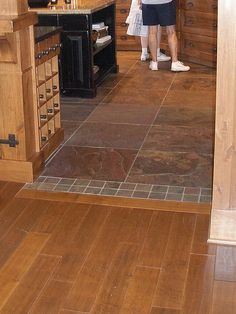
xmin=181 ymin=32 xmax=217 ymax=67
xmin=60 ymin=31 xmax=91 ymax=90
xmin=180 ymin=0 xmax=217 ymax=12
xmin=181 ymin=11 xmax=217 ymax=37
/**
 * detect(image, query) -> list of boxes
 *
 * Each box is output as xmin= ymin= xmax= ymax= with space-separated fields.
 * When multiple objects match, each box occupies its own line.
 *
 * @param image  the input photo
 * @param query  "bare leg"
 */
xmin=166 ymin=25 xmax=178 ymax=62
xmin=149 ymin=25 xmax=158 ymax=62
xmin=157 ymin=25 xmax=162 ymax=52
xmin=141 ymin=36 xmax=148 ymax=49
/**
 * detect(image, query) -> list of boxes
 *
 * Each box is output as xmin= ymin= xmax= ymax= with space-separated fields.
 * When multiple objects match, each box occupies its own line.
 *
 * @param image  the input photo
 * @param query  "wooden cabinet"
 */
xmin=0 ymin=10 xmax=63 ymax=183
xmin=37 ymin=4 xmax=118 ymax=98
xmin=116 ymin=1 xmax=140 ymax=50
xmin=116 ymin=0 xmax=217 ymax=67
xmin=180 ymin=0 xmax=217 ymax=66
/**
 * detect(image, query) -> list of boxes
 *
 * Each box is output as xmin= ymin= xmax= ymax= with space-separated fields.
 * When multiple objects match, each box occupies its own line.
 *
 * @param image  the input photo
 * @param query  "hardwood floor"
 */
xmin=0 ymin=182 xmax=235 ymax=313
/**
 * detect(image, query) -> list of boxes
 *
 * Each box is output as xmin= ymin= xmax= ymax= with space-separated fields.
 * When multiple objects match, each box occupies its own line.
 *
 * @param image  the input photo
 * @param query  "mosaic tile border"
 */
xmin=23 ymin=176 xmax=212 ymax=204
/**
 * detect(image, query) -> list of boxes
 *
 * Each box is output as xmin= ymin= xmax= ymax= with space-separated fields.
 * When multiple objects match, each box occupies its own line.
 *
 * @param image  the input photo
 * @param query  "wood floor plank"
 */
xmin=120 ymin=266 xmax=160 ymax=314
xmin=150 ymin=307 xmax=180 ymax=314
xmin=215 ymin=246 xmax=236 ymax=281
xmin=211 ymin=281 xmax=236 ymax=314
xmin=29 ymin=280 xmax=72 ymax=313
xmin=153 ymin=213 xmax=196 ymax=309
xmin=65 ymin=208 xmax=130 ymax=312
xmin=0 ymin=182 xmax=23 ymax=211
xmin=0 ymin=233 xmax=49 ymax=309
xmin=0 ymin=198 xmax=31 ymax=240
xmin=17 ymin=189 xmax=211 ymax=214
xmin=30 ymin=201 xmax=70 ymax=233
xmin=41 ymin=203 xmax=89 ymax=256
xmin=0 ymin=229 xmax=27 ymax=269
xmin=182 ymin=254 xmax=215 ymax=314
xmin=11 ymin=199 xmax=53 ymax=232
xmin=191 ymin=214 xmax=216 ymax=255
xmin=0 ymin=200 xmax=52 ymax=269
xmin=91 ymin=243 xmax=140 ymax=314
xmin=0 ymin=255 xmax=60 ymax=314
xmin=138 ymin=211 xmax=173 ymax=267
xmin=53 ymin=205 xmax=110 ymax=282
xmin=119 ymin=208 xmax=152 ymax=243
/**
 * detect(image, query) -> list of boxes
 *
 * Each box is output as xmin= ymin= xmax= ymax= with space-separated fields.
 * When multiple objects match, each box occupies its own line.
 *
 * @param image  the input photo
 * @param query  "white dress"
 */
xmin=126 ymin=0 xmax=148 ymax=37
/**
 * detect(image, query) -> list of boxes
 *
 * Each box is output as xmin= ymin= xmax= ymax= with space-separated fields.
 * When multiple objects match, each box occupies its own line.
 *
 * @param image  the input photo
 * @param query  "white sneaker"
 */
xmin=171 ymin=61 xmax=190 ymax=72
xmin=140 ymin=52 xmax=150 ymax=61
xmin=157 ymin=52 xmax=171 ymax=62
xmin=149 ymin=61 xmax=158 ymax=71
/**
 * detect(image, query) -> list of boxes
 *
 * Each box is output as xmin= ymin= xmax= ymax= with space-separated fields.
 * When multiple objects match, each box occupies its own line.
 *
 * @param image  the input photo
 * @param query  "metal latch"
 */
xmin=0 ymin=134 xmax=19 ymax=147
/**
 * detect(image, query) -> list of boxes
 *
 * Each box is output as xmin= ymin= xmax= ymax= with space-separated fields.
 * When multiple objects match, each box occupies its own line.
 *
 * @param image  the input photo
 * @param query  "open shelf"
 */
xmin=93 ymin=38 xmax=112 ymax=56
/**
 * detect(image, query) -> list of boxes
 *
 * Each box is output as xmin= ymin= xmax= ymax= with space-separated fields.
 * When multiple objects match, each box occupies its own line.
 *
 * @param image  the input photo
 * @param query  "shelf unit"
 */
xmin=35 ymin=33 xmax=62 ymax=148
xmin=37 ymin=3 xmax=118 ymax=98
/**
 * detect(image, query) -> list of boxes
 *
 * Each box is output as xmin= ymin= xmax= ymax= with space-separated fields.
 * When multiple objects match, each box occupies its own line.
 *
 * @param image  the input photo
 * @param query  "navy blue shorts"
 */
xmin=142 ymin=1 xmax=176 ymax=26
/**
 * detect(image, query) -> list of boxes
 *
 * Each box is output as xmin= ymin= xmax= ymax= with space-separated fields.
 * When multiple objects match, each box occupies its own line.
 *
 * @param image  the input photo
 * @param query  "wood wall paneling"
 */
xmin=209 ymin=0 xmax=236 ymax=245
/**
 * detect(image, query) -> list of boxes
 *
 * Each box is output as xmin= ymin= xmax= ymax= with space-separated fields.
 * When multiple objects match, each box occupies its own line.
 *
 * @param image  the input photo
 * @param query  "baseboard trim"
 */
xmin=16 ymin=188 xmax=211 ymax=215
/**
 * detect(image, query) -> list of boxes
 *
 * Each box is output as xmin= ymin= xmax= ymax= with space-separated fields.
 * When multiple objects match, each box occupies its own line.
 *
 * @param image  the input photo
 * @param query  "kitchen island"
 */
xmin=31 ymin=0 xmax=118 ymax=98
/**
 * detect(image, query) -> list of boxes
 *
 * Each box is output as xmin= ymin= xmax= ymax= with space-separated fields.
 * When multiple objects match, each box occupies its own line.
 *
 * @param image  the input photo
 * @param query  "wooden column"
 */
xmin=209 ymin=0 xmax=236 ymax=245
xmin=0 ymin=0 xmax=28 ymax=15
xmin=0 ymin=0 xmax=41 ymax=182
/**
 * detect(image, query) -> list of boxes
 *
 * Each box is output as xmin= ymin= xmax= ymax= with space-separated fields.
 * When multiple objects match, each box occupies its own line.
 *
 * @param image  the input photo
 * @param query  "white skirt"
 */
xmin=126 ymin=0 xmax=148 ymax=37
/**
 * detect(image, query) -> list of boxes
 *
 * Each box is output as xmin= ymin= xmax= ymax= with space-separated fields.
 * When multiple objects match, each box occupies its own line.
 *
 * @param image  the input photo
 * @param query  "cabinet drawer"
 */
xmin=180 ymin=0 xmax=217 ymax=13
xmin=181 ymin=11 xmax=217 ymax=37
xmin=116 ymin=7 xmax=130 ymax=16
xmin=181 ymin=33 xmax=217 ymax=67
xmin=116 ymin=0 xmax=131 ymax=6
xmin=116 ymin=32 xmax=140 ymax=50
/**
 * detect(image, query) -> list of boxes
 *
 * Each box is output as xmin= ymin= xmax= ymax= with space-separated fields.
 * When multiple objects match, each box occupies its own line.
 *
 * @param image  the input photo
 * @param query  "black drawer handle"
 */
xmin=120 ymin=35 xmax=128 ymax=40
xmin=186 ymin=2 xmax=193 ymax=8
xmin=120 ymin=22 xmax=127 ymax=27
xmin=188 ymin=42 xmax=194 ymax=48
xmin=212 ymin=47 xmax=217 ymax=53
xmin=120 ymin=8 xmax=127 ymax=14
xmin=212 ymin=22 xmax=217 ymax=28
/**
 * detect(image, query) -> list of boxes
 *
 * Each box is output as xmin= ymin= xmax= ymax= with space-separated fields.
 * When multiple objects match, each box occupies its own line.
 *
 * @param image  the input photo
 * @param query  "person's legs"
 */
xmin=149 ymin=25 xmax=158 ymax=62
xmin=166 ymin=25 xmax=178 ymax=62
xmin=140 ymin=36 xmax=149 ymax=61
xmin=158 ymin=1 xmax=190 ymax=71
xmin=157 ymin=25 xmax=171 ymax=61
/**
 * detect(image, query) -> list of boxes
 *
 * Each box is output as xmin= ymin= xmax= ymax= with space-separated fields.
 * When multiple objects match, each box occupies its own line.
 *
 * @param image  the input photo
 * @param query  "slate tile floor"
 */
xmin=25 ymin=52 xmax=216 ymax=203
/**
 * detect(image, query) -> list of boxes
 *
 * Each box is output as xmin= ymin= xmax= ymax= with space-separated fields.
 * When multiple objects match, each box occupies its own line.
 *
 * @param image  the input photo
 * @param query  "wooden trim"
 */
xmin=0 ymin=13 xmax=38 ymax=33
xmin=209 ymin=209 xmax=236 ymax=245
xmin=210 ymin=0 xmax=236 ymax=245
xmin=16 ymin=189 xmax=211 ymax=215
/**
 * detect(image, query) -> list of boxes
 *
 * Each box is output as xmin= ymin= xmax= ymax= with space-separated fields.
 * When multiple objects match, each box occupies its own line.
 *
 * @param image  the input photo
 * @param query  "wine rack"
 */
xmin=35 ymin=33 xmax=62 ymax=148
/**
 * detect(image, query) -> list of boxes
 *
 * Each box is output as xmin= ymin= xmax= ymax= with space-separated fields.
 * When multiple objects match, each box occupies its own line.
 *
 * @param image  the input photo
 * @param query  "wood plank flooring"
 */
xmin=0 ymin=182 xmax=235 ymax=313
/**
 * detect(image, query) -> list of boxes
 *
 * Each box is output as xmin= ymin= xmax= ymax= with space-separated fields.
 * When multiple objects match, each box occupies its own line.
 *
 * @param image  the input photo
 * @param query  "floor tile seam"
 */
xmin=69 ymin=86 xmax=124 ymax=129
xmin=75 ymin=120 xmax=153 ymax=127
xmin=62 ymin=143 xmax=140 ymax=151
xmin=99 ymin=59 xmax=139 ymax=104
xmin=122 ymin=74 xmax=177 ymax=183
